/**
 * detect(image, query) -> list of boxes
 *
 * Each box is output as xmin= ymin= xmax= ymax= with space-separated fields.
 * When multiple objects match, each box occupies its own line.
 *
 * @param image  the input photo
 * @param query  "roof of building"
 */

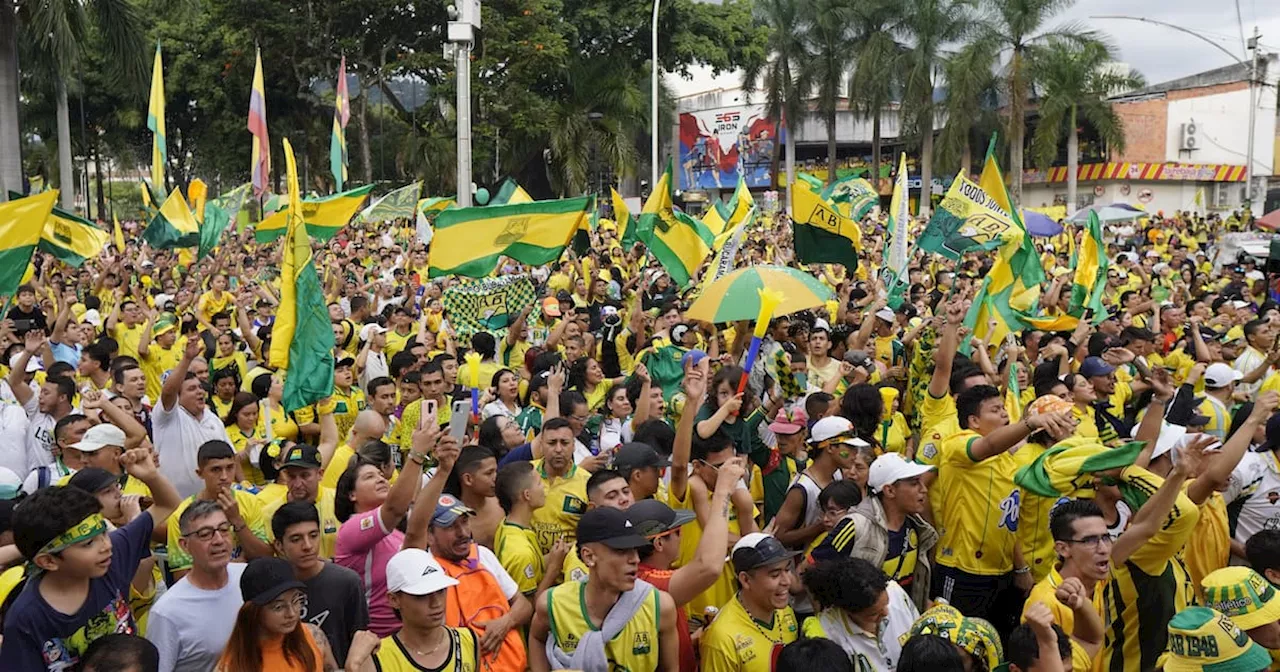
xmin=1109 ymin=54 xmax=1275 ymax=102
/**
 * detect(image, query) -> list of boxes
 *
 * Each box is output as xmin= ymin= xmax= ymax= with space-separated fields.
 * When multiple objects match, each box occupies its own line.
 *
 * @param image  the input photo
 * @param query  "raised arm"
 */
xmin=969 ymin=411 xmax=1074 ymax=462
xmin=120 ymin=447 xmax=181 ymax=526
xmin=929 ymin=298 xmax=968 ymax=398
xmin=7 ymin=330 xmax=42 ymax=407
xmin=667 ymin=457 xmax=742 ymax=605
xmin=671 ymin=357 xmax=709 ymax=503
xmin=1112 ymin=452 xmax=1203 ymax=572
xmin=401 ymin=435 xmax=460 ymax=551
xmin=1188 ymin=392 xmax=1277 ymax=504
xmin=160 ymin=337 xmax=203 ymax=412
xmin=82 ymin=391 xmax=147 ymax=449
xmin=380 ymin=409 xmax=438 ymax=532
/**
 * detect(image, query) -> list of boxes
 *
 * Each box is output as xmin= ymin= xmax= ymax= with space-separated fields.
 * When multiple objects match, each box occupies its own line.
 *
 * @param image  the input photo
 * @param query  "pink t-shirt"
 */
xmin=335 ymin=506 xmax=404 ymax=637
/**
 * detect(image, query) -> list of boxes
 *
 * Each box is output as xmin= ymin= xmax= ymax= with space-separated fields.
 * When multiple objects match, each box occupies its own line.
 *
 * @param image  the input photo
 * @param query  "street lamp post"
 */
xmin=1092 ymin=16 xmax=1263 ymax=215
xmin=651 ymin=0 xmax=660 ymax=190
xmin=448 ymin=0 xmax=481 ymax=207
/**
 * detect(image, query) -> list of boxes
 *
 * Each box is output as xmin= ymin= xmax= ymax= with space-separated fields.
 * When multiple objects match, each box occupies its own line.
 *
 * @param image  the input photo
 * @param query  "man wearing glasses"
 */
xmin=146 ymin=499 xmax=246 ymax=672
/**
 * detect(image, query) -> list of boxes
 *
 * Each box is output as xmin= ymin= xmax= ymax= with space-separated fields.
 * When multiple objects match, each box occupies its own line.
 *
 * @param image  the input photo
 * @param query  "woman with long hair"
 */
xmin=598 ymin=364 xmax=652 ymax=452
xmin=477 ymin=415 xmax=527 ymax=462
xmin=251 ymin=373 xmax=299 ymax=443
xmin=210 ymin=367 xmax=239 ymax=420
xmin=333 ymin=414 xmax=456 ymax=637
xmin=481 ymin=368 xmax=521 ymax=421
xmin=217 ymin=558 xmax=332 ymax=671
xmin=568 ymin=356 xmax=618 ymax=413
xmin=224 ymin=391 xmax=268 ymax=486
xmin=212 ymin=330 xmax=248 ymax=383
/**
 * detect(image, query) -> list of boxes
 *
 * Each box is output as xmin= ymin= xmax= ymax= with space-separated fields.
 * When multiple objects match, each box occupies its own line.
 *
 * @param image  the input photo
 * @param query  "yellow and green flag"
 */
xmin=330 ymin=56 xmax=351 ymax=191
xmin=112 ymin=213 xmax=126 ymax=253
xmin=359 ymin=182 xmax=421 ymax=223
xmin=611 ymin=188 xmax=638 ymax=249
xmin=147 ymin=44 xmax=167 ymax=194
xmin=791 ymin=177 xmax=861 ymax=271
xmin=821 ymin=173 xmax=879 ymax=221
xmin=38 ymin=205 xmax=111 ymax=267
xmin=639 ymin=160 xmax=714 ymax=288
xmin=0 ymin=191 xmax=58 ymax=296
xmin=143 ymin=187 xmax=199 ymax=249
xmin=1069 ymin=211 xmax=1108 ymax=321
xmin=198 ymin=184 xmax=249 ymax=261
xmin=490 ymin=178 xmax=533 ymax=206
xmin=429 ymin=196 xmax=592 ymax=278
xmin=271 ymin=138 xmax=335 ymax=411
xmin=255 ymin=184 xmax=374 ymax=243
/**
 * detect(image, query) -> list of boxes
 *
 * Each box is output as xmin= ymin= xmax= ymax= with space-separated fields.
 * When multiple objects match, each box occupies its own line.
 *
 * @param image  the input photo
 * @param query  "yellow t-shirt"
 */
xmin=1180 ymin=486 xmax=1230 ymax=603
xmin=166 ymin=491 xmax=268 ymax=572
xmin=321 ymin=444 xmax=357 ymax=490
xmin=935 ymin=430 xmax=1020 ymax=575
xmin=225 ymin=423 xmax=268 ymax=486
xmin=701 ymin=595 xmax=798 ymax=672
xmin=494 ymin=519 xmax=545 ymax=595
xmin=372 ymin=628 xmax=479 ymax=672
xmin=139 ymin=341 xmax=184 ymax=404
xmin=530 ymin=460 xmax=590 ymax=554
xmin=295 ymin=385 xmax=366 ymax=443
xmin=879 ymin=413 xmax=908 ymax=455
xmin=1022 ymin=566 xmax=1102 ymax=672
xmin=197 ymin=290 xmax=235 ymax=323
xmin=546 ymin=580 xmax=662 ymax=672
xmin=384 ymin=328 xmax=415 ymax=361
xmin=259 ymin=488 xmax=342 ymax=559
xmin=671 ymin=482 xmax=756 ymax=623
xmin=257 ymin=402 xmax=300 ymax=443
xmin=917 ymin=392 xmax=960 ymax=466
xmin=113 ymin=323 xmax=146 ymax=361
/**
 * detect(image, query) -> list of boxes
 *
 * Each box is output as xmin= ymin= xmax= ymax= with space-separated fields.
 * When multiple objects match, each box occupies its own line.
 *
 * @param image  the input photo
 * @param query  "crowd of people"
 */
xmin=0 ymin=200 xmax=1277 ymax=672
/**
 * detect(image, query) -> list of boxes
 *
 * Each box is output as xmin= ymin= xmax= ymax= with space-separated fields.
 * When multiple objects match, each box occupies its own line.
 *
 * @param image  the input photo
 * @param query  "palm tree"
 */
xmin=847 ymin=0 xmax=900 ymax=191
xmin=1029 ymin=37 xmax=1143 ymax=214
xmin=545 ymin=56 xmax=645 ymax=196
xmin=936 ymin=37 xmax=999 ymax=176
xmin=980 ymin=0 xmax=1097 ymax=202
xmin=898 ymin=0 xmax=977 ymax=216
xmin=1 ymin=0 xmax=145 ymax=207
xmin=741 ymin=0 xmax=806 ymax=202
xmin=799 ymin=0 xmax=854 ymax=185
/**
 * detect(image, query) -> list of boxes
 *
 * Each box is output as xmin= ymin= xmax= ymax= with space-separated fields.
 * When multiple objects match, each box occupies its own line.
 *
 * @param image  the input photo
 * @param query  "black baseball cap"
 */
xmin=335 ymin=356 xmax=356 ymax=369
xmin=731 ymin=533 xmax=800 ymax=573
xmin=576 ymin=507 xmax=649 ymax=550
xmin=612 ymin=443 xmax=670 ymax=478
xmin=280 ymin=444 xmax=322 ymax=469
xmin=628 ymin=499 xmax=695 ymax=538
xmin=240 ymin=557 xmax=306 ymax=605
xmin=67 ymin=468 xmax=120 ymax=495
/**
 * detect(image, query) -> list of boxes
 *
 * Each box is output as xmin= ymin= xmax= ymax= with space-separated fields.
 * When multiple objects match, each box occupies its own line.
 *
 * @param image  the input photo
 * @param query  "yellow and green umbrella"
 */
xmin=685 ymin=265 xmax=833 ymax=324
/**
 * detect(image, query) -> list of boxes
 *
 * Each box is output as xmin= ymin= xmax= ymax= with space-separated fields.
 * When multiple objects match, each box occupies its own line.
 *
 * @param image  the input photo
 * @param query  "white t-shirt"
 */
xmin=146 ymin=563 xmax=246 ymax=672
xmin=21 ymin=394 xmax=61 ymax=473
xmin=475 ymin=544 xmax=520 ymax=600
xmin=0 ymin=403 xmax=29 ymax=480
xmin=599 ymin=417 xmax=634 ymax=453
xmin=153 ymin=400 xmax=232 ymax=499
xmin=359 ymin=351 xmax=389 ymax=388
xmin=1227 ymin=450 xmax=1280 ymax=543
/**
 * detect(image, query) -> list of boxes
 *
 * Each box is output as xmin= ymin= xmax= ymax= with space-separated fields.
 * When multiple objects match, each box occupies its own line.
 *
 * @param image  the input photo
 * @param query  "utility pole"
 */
xmin=447 ymin=0 xmax=481 ymax=207
xmin=651 ymin=0 xmax=661 ymax=190
xmin=1244 ymin=27 xmax=1260 ymax=217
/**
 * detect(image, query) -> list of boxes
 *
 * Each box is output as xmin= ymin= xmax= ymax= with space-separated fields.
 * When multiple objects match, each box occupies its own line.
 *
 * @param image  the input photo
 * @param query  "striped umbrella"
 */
xmin=685 ymin=265 xmax=834 ymax=324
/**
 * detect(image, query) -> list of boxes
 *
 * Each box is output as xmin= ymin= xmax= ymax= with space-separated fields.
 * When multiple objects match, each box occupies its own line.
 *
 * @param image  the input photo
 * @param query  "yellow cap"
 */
xmin=1164 ymin=607 xmax=1270 ymax=672
xmin=1202 ymin=567 xmax=1280 ymax=631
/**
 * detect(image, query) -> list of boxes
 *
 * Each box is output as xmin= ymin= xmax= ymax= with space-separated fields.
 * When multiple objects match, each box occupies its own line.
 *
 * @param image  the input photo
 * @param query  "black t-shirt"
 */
xmin=5 ymin=305 xmax=47 ymax=334
xmin=301 ymin=562 xmax=369 ymax=666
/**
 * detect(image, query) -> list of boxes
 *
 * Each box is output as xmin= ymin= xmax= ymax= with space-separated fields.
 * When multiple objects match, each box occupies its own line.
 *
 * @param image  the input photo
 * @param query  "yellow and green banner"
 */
xmin=39 ymin=205 xmax=110 ymax=267
xmin=255 ymin=184 xmax=374 ymax=243
xmin=0 ymin=191 xmax=58 ymax=296
xmin=638 ymin=160 xmax=714 ymax=288
xmin=142 ymin=188 xmax=199 ymax=249
xmin=429 ymin=196 xmax=592 ymax=278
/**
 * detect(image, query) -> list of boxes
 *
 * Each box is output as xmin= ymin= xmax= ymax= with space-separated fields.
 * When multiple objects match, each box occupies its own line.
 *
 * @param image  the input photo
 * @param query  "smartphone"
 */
xmin=449 ymin=400 xmax=470 ymax=441
xmin=11 ymin=319 xmax=37 ymax=333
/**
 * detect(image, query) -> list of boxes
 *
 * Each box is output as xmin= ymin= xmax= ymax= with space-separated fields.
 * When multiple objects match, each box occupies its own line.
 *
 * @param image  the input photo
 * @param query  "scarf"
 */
xmin=545 ymin=579 xmax=655 ymax=672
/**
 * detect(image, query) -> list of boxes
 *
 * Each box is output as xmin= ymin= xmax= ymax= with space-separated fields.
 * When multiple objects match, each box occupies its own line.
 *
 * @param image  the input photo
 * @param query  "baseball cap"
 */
xmin=768 ymin=408 xmax=808 ymax=435
xmin=680 ymin=349 xmax=708 ymax=369
xmin=69 ymin=423 xmax=126 ymax=453
xmin=385 ymin=548 xmax=459 ymax=595
xmin=431 ymin=494 xmax=476 ymax=527
xmin=360 ymin=323 xmax=389 ymax=342
xmin=239 ymin=557 xmax=307 ymax=605
xmin=576 ymin=507 xmax=649 ymax=550
xmin=80 ymin=308 xmax=102 ymax=327
xmin=808 ymin=417 xmax=868 ymax=447
xmin=67 ymin=467 xmax=120 ymax=495
xmin=1223 ymin=326 xmax=1246 ymax=344
xmin=812 ymin=318 xmax=832 ymax=333
xmin=611 ymin=443 xmax=670 ymax=477
xmin=8 ymin=352 xmax=41 ymax=373
xmin=152 ymin=312 xmax=178 ymax=337
xmin=279 ymin=444 xmax=322 ymax=469
xmin=1163 ymin=607 xmax=1270 ymax=672
xmin=335 ymin=356 xmax=356 ymax=369
xmin=541 ymin=296 xmax=562 ymax=317
xmin=628 ymin=499 xmax=696 ymax=538
xmin=1204 ymin=363 xmax=1244 ymax=389
xmin=867 ymin=453 xmax=934 ymax=493
xmin=874 ymin=307 xmax=896 ymax=322
xmin=731 ymin=533 xmax=800 ymax=573
xmin=1079 ymin=356 xmax=1116 ymax=378
xmin=1202 ymin=567 xmax=1280 ymax=631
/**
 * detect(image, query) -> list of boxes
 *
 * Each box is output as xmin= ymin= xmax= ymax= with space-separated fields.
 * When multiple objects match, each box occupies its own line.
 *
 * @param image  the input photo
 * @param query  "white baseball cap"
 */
xmin=8 ymin=352 xmax=42 ymax=373
xmin=868 ymin=453 xmax=935 ymax=493
xmin=1204 ymin=363 xmax=1244 ymax=389
xmin=69 ymin=423 xmax=127 ymax=453
xmin=386 ymin=548 xmax=459 ymax=595
xmin=808 ymin=417 xmax=869 ymax=447
xmin=874 ymin=307 xmax=896 ymax=322
xmin=359 ymin=323 xmax=389 ymax=342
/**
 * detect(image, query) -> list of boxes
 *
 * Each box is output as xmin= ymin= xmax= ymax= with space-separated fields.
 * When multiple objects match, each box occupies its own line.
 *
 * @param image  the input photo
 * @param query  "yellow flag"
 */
xmin=112 ymin=213 xmax=125 ymax=253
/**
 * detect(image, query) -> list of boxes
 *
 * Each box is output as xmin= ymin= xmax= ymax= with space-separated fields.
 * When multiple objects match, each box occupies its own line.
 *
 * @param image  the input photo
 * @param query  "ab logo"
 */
xmin=563 ymin=495 xmax=586 ymax=515
xmin=632 ymin=632 xmax=651 ymax=655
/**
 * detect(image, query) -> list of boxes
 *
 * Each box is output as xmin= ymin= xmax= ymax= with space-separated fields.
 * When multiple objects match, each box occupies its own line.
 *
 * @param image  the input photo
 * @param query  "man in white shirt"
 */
xmin=0 ymin=401 xmax=29 ymax=480
xmin=357 ymin=324 xmax=389 ymax=388
xmin=146 ymin=500 xmax=246 ymax=672
xmin=8 ymin=332 xmax=77 ymax=472
xmin=154 ymin=338 xmax=231 ymax=498
xmin=801 ymin=556 xmax=919 ymax=671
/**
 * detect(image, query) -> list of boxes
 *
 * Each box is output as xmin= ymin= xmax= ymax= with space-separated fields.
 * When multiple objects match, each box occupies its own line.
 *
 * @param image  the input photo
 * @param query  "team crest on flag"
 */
xmin=442 ymin=275 xmax=537 ymax=341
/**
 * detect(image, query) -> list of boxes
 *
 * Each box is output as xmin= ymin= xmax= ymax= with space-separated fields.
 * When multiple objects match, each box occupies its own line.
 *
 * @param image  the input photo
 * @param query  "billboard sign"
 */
xmin=678 ymin=105 xmax=781 ymax=191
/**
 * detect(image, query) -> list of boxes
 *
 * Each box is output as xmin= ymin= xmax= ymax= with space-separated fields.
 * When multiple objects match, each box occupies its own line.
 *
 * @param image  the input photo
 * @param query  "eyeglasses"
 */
xmin=1064 ymin=534 xmax=1113 ymax=549
xmin=569 ymin=414 xmax=589 ymax=423
xmin=267 ymin=594 xmax=307 ymax=615
xmin=698 ymin=460 xmax=728 ymax=472
xmin=182 ymin=522 xmax=234 ymax=542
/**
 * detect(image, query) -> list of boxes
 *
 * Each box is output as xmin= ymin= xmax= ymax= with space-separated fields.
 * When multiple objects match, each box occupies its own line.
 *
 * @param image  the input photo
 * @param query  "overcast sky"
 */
xmin=667 ymin=0 xmax=1280 ymax=97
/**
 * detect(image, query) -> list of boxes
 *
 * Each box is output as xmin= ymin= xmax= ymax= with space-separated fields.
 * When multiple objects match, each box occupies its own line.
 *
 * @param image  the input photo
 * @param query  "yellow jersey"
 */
xmin=545 ymin=581 xmax=662 ymax=672
xmin=112 ymin=323 xmax=145 ymax=361
xmin=225 ymin=423 xmax=268 ymax=486
xmin=295 ymin=386 xmax=366 ymax=443
xmin=210 ymin=394 xmax=235 ymax=422
xmin=494 ymin=519 xmax=545 ymax=595
xmin=321 ymin=443 xmax=358 ymax=490
xmin=166 ymin=491 xmax=268 ymax=572
xmin=1179 ymin=486 xmax=1230 ymax=603
xmin=140 ymin=341 xmax=183 ymax=403
xmin=259 ymin=488 xmax=342 ymax=559
xmin=530 ymin=460 xmax=590 ymax=554
xmin=935 ymin=430 xmax=1020 ymax=575
xmin=384 ymin=329 xmax=415 ymax=361
xmin=393 ymin=398 xmax=452 ymax=458
xmin=670 ymin=482 xmax=755 ymax=623
xmin=701 ymin=595 xmax=798 ymax=672
xmin=916 ymin=391 xmax=959 ymax=466
xmin=371 ymin=628 xmax=479 ymax=672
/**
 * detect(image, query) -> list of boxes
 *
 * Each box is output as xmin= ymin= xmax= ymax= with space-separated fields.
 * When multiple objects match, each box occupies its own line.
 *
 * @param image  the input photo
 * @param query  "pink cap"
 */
xmin=768 ymin=408 xmax=808 ymax=435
